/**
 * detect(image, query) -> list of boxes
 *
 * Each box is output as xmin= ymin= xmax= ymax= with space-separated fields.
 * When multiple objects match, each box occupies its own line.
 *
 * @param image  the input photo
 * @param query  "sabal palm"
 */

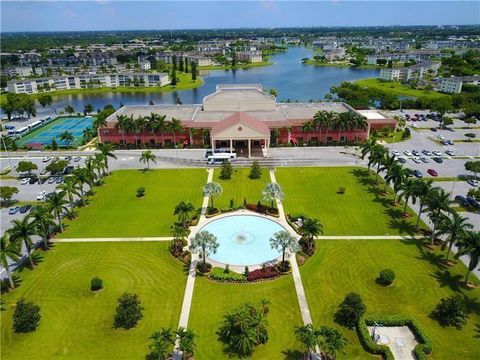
xmin=177 ymin=327 xmax=196 ymax=360
xmin=92 ymin=153 xmax=106 ymax=177
xmin=295 ymin=324 xmax=321 ymax=359
xmin=169 ymin=118 xmax=184 ymax=145
xmin=57 ymin=178 xmax=80 ymax=210
xmin=312 ymin=110 xmax=330 ymax=144
xmin=381 ymin=153 xmax=398 ymax=191
xmin=135 ymin=116 xmax=148 ymax=147
xmin=353 ymin=113 xmax=368 ymax=142
xmin=423 ymin=188 xmax=454 ymax=245
xmin=413 ymin=179 xmax=433 ymax=228
xmin=84 ymin=158 xmax=98 ymax=191
xmin=438 ymin=212 xmax=473 ymax=263
xmin=360 ymin=137 xmax=377 ymax=171
xmin=302 ymin=120 xmax=315 ymax=141
xmin=97 ymin=142 xmax=116 ymax=173
xmin=47 ymin=191 xmax=69 ymax=232
xmin=8 ymin=217 xmax=36 ymax=267
xmin=399 ymin=178 xmax=417 ymax=214
xmin=174 ymin=201 xmax=195 ymax=227
xmin=139 ymin=150 xmax=156 ymax=170
xmin=59 ymin=130 xmax=74 ymax=146
xmin=371 ymin=145 xmax=388 ymax=182
xmin=386 ymin=164 xmax=409 ymax=202
xmin=72 ymin=167 xmax=89 ymax=206
xmin=300 ymin=218 xmax=323 ymax=250
xmin=29 ymin=205 xmax=56 ymax=249
xmin=455 ymin=231 xmax=480 ymax=284
xmin=115 ymin=114 xmax=128 ymax=147
xmin=0 ymin=234 xmax=21 ymax=288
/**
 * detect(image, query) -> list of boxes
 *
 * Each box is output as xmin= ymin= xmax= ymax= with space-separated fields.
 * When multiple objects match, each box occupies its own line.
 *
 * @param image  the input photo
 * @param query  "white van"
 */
xmin=207 ymin=153 xmax=237 ymax=164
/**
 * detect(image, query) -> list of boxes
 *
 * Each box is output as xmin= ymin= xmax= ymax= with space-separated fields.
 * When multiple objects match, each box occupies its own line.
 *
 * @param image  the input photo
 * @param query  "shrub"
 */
xmin=247 ymin=266 xmax=279 ymax=282
xmin=378 ymin=269 xmax=395 ymax=286
xmin=12 ymin=298 xmax=41 ymax=333
xmin=113 ymin=292 xmax=144 ymax=329
xmin=136 ymin=187 xmax=145 ymax=197
xmin=90 ymin=277 xmax=103 ymax=291
xmin=209 ymin=267 xmax=247 ymax=282
xmin=219 ymin=160 xmax=233 ymax=180
xmin=196 ymin=262 xmax=212 ymax=274
xmin=335 ymin=292 xmax=366 ymax=329
xmin=337 ymin=186 xmax=346 ymax=194
xmin=249 ymin=160 xmax=262 ymax=179
xmin=432 ymin=295 xmax=468 ymax=329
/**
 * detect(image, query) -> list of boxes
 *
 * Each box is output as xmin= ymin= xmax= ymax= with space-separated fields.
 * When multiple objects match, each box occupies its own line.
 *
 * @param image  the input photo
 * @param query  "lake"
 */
xmin=38 ymin=47 xmax=379 ymax=114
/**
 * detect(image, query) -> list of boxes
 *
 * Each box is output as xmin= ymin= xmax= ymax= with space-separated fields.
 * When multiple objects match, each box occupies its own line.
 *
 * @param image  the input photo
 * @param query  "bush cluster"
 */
xmin=247 ymin=266 xmax=279 ymax=282
xmin=136 ymin=187 xmax=145 ymax=197
xmin=12 ymin=298 xmax=41 ymax=333
xmin=432 ymin=295 xmax=468 ymax=329
xmin=378 ymin=269 xmax=395 ymax=286
xmin=335 ymin=292 xmax=366 ymax=329
xmin=209 ymin=267 xmax=247 ymax=282
xmin=113 ymin=292 xmax=144 ymax=329
xmin=90 ymin=277 xmax=103 ymax=291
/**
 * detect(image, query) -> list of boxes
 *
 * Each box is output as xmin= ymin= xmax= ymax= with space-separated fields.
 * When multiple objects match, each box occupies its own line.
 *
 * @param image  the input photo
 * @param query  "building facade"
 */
xmin=99 ymin=84 xmax=396 ymax=156
xmin=439 ymin=76 xmax=480 ymax=94
xmin=380 ymin=61 xmax=440 ymax=82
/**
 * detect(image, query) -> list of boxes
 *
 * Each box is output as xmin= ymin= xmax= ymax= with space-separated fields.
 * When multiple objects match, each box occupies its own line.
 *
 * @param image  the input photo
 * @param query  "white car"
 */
xmin=42 ymin=156 xmax=51 ymax=162
xmin=432 ymin=150 xmax=442 ymax=156
xmin=445 ymin=149 xmax=456 ymax=156
xmin=420 ymin=156 xmax=430 ymax=163
xmin=20 ymin=178 xmax=30 ymax=185
xmin=412 ymin=157 xmax=421 ymax=163
xmin=403 ymin=150 xmax=412 ymax=156
xmin=468 ymin=179 xmax=479 ymax=187
xmin=74 ymin=156 xmax=81 ymax=162
xmin=392 ymin=150 xmax=400 ymax=156
xmin=437 ymin=135 xmax=445 ymax=140
xmin=36 ymin=191 xmax=47 ymax=201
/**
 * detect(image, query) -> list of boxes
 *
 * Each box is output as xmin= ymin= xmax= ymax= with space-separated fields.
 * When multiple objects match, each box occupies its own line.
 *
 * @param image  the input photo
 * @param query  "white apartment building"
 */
xmin=439 ymin=76 xmax=480 ymax=94
xmin=1 ymin=66 xmax=34 ymax=77
xmin=380 ymin=61 xmax=440 ymax=82
xmin=237 ymin=51 xmax=263 ymax=63
xmin=379 ymin=68 xmax=403 ymax=81
xmin=139 ymin=61 xmax=151 ymax=71
xmin=324 ymin=48 xmax=346 ymax=61
xmin=7 ymin=72 xmax=169 ymax=94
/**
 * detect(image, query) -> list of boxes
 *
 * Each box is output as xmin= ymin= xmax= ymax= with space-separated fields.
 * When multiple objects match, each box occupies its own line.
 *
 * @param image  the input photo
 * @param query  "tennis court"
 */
xmin=16 ymin=116 xmax=95 ymax=147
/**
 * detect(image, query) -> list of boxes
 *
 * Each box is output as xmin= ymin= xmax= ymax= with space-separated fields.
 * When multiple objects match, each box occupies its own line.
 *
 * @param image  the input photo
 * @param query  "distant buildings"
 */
xmin=237 ymin=51 xmax=263 ymax=63
xmin=7 ymin=72 xmax=169 ymax=94
xmin=324 ymin=48 xmax=346 ymax=61
xmin=439 ymin=76 xmax=480 ymax=94
xmin=379 ymin=61 xmax=440 ymax=82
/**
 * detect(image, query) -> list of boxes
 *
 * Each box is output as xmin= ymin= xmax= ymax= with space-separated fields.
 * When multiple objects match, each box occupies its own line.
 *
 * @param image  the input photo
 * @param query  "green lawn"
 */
xmin=213 ymin=167 xmax=270 ymax=209
xmin=188 ymin=276 xmax=304 ymax=359
xmin=276 ymin=167 xmax=421 ymax=235
xmin=61 ymin=169 xmax=208 ymax=238
xmin=301 ymin=239 xmax=480 ymax=359
xmin=356 ymin=78 xmax=448 ymax=99
xmin=1 ymin=242 xmax=186 ymax=360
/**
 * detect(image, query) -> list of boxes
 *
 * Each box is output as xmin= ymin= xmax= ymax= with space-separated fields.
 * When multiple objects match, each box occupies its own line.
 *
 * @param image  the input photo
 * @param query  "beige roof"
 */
xmin=211 ymin=112 xmax=270 ymax=138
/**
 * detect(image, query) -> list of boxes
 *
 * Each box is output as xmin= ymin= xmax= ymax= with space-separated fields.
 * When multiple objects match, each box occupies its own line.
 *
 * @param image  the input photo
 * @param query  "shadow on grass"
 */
xmin=474 ymin=323 xmax=480 ymax=338
xmin=431 ymin=270 xmax=463 ymax=292
xmin=16 ymin=252 xmax=45 ymax=273
xmin=463 ymin=294 xmax=480 ymax=316
xmin=388 ymin=218 xmax=418 ymax=235
xmin=281 ymin=349 xmax=304 ymax=360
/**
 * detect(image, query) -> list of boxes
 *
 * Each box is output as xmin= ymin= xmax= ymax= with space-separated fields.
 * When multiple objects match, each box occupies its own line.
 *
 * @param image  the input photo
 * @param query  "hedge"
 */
xmin=209 ymin=267 xmax=247 ymax=282
xmin=357 ymin=315 xmax=432 ymax=360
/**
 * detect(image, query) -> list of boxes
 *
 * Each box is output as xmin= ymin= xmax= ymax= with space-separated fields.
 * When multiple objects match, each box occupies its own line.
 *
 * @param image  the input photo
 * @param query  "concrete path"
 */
xmin=173 ymin=168 xmax=213 ymax=359
xmin=316 ymin=235 xmax=426 ymax=240
xmin=52 ymin=237 xmax=173 ymax=242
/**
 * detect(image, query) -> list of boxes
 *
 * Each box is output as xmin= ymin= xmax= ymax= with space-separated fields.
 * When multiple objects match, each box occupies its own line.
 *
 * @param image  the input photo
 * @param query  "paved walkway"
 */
xmin=173 ymin=168 xmax=213 ymax=359
xmin=52 ymin=237 xmax=173 ymax=242
xmin=316 ymin=235 xmax=426 ymax=240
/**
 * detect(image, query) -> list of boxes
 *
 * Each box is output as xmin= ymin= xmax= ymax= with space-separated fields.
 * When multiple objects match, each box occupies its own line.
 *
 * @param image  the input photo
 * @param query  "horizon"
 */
xmin=1 ymin=1 xmax=479 ymax=33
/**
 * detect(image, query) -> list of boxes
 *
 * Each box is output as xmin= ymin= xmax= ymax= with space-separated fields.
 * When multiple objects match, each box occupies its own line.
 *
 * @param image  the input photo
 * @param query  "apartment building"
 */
xmin=379 ymin=61 xmax=440 ymax=82
xmin=439 ymin=76 xmax=480 ymax=94
xmin=237 ymin=51 xmax=263 ymax=63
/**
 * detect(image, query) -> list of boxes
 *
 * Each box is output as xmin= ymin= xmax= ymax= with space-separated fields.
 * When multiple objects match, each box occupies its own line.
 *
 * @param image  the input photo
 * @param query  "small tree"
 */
xmin=147 ymin=328 xmax=175 ymax=360
xmin=113 ymin=292 xmax=144 ymax=329
xmin=295 ymin=324 xmax=322 ymax=358
xmin=319 ymin=326 xmax=348 ymax=358
xmin=90 ymin=277 xmax=103 ymax=291
xmin=249 ymin=160 xmax=262 ymax=179
xmin=270 ymin=230 xmax=298 ymax=270
xmin=378 ymin=269 xmax=395 ymax=285
xmin=432 ymin=295 xmax=468 ymax=329
xmin=139 ymin=150 xmax=157 ymax=170
xmin=46 ymin=159 xmax=68 ymax=175
xmin=465 ymin=133 xmax=476 ymax=142
xmin=203 ymin=182 xmax=223 ymax=209
xmin=177 ymin=327 xmax=197 ymax=360
xmin=219 ymin=160 xmax=233 ymax=180
xmin=64 ymin=105 xmax=75 ymax=114
xmin=16 ymin=161 xmax=37 ymax=174
xmin=334 ymin=293 xmax=366 ymax=329
xmin=0 ymin=186 xmax=19 ymax=205
xmin=262 ymin=182 xmax=285 ymax=209
xmin=12 ymin=298 xmax=41 ymax=333
xmin=465 ymin=161 xmax=480 ymax=179
xmin=51 ymin=138 xmax=58 ymax=150
xmin=189 ymin=230 xmax=218 ymax=272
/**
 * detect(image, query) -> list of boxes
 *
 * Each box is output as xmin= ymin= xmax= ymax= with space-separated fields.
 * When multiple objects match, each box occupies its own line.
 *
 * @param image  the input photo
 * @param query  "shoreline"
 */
xmin=198 ymin=61 xmax=273 ymax=71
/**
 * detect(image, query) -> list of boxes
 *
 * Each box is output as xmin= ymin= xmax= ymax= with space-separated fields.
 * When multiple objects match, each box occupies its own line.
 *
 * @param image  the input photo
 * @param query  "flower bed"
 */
xmin=357 ymin=315 xmax=432 ymax=360
xmin=208 ymin=267 xmax=247 ymax=283
xmin=247 ymin=266 xmax=280 ymax=282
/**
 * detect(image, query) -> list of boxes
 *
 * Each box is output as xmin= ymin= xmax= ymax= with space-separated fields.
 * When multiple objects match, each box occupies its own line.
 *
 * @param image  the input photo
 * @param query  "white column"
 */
xmin=229 ymin=139 xmax=233 ymax=153
xmin=266 ymin=138 xmax=269 ymax=158
xmin=211 ymin=138 xmax=215 ymax=152
xmin=248 ymin=139 xmax=251 ymax=158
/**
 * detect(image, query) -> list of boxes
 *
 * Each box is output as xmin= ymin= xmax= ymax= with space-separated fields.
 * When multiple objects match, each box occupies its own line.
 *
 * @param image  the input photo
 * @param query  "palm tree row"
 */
xmin=114 ymin=113 xmax=184 ymax=148
xmin=360 ymin=139 xmax=480 ymax=285
xmin=2 ymin=147 xmax=115 ymax=290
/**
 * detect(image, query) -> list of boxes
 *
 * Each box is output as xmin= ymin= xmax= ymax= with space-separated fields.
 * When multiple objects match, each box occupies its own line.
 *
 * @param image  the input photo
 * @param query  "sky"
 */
xmin=1 ymin=1 xmax=479 ymax=32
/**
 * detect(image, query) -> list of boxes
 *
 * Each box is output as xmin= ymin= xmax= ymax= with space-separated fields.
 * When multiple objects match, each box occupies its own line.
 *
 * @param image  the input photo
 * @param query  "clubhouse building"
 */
xmin=100 ymin=84 xmax=396 ymax=157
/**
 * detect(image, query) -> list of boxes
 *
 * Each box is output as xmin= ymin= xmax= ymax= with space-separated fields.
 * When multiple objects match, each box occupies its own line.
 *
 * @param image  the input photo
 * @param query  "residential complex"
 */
xmin=379 ymin=61 xmax=440 ymax=82
xmin=439 ymin=75 xmax=480 ymax=93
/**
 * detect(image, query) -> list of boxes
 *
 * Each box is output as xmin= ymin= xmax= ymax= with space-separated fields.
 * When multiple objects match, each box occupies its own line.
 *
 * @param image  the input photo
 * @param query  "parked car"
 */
xmin=74 ymin=156 xmax=81 ymax=162
xmin=392 ymin=150 xmax=400 ymax=156
xmin=56 ymin=177 xmax=63 ymax=184
xmin=412 ymin=150 xmax=420 ymax=156
xmin=39 ymin=177 xmax=48 ymax=184
xmin=29 ymin=177 xmax=38 ymax=184
xmin=466 ymin=196 xmax=480 ymax=209
xmin=433 ymin=157 xmax=443 ymax=163
xmin=467 ymin=179 xmax=479 ymax=187
xmin=437 ymin=135 xmax=445 ymax=140
xmin=420 ymin=156 xmax=430 ymax=163
xmin=430 ymin=127 xmax=438 ymax=132
xmin=42 ymin=156 xmax=51 ymax=162
xmin=47 ymin=177 xmax=56 ymax=184
xmin=8 ymin=206 xmax=20 ymax=215
xmin=63 ymin=166 xmax=74 ymax=175
xmin=455 ymin=195 xmax=468 ymax=206
xmin=64 ymin=156 xmax=72 ymax=161
xmin=412 ymin=157 xmax=421 ymax=163
xmin=396 ymin=157 xmax=407 ymax=164
xmin=427 ymin=169 xmax=438 ymax=177
xmin=19 ymin=204 xmax=32 ymax=214
xmin=422 ymin=150 xmax=432 ymax=156
xmin=445 ymin=149 xmax=456 ymax=156
xmin=40 ymin=169 xmax=48 ymax=175
xmin=403 ymin=150 xmax=412 ymax=156
xmin=21 ymin=178 xmax=30 ymax=185
xmin=36 ymin=191 xmax=47 ymax=201
xmin=432 ymin=150 xmax=442 ymax=156
xmin=413 ymin=170 xmax=423 ymax=178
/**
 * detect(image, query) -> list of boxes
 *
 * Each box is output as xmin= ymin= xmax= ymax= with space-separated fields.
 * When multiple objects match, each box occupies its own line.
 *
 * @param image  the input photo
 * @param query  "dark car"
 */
xmin=413 ymin=170 xmax=423 ymax=178
xmin=455 ymin=195 xmax=468 ymax=206
xmin=63 ymin=166 xmax=74 ymax=175
xmin=64 ymin=156 xmax=72 ymax=161
xmin=427 ymin=169 xmax=438 ymax=177
xmin=19 ymin=204 xmax=32 ymax=214
xmin=29 ymin=176 xmax=38 ymax=184
xmin=432 ymin=157 xmax=443 ymax=163
xmin=396 ymin=157 xmax=407 ymax=164
xmin=430 ymin=127 xmax=438 ymax=132
xmin=39 ymin=177 xmax=48 ymax=184
xmin=466 ymin=196 xmax=480 ymax=209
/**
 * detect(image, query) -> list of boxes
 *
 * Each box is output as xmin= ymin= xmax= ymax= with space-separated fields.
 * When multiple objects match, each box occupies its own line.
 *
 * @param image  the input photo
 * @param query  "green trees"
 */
xmin=189 ymin=230 xmax=219 ymax=272
xmin=29 ymin=205 xmax=55 ymax=249
xmin=177 ymin=327 xmax=196 ymax=360
xmin=249 ymin=160 xmax=262 ymax=179
xmin=191 ymin=61 xmax=197 ymax=81
xmin=46 ymin=191 xmax=69 ymax=232
xmin=203 ymin=182 xmax=223 ymax=209
xmin=432 ymin=295 xmax=468 ymax=329
xmin=45 ymin=159 xmax=68 ymax=175
xmin=0 ymin=234 xmax=21 ymax=288
xmin=413 ymin=179 xmax=433 ymax=228
xmin=0 ymin=93 xmax=36 ymax=120
xmin=334 ymin=292 xmax=366 ymax=329
xmin=37 ymin=93 xmax=53 ymax=108
xmin=299 ymin=217 xmax=323 ymax=253
xmin=262 ymin=182 xmax=285 ymax=209
xmin=295 ymin=324 xmax=322 ymax=359
xmin=219 ymin=159 xmax=233 ymax=180
xmin=173 ymin=201 xmax=195 ymax=228
xmin=455 ymin=230 xmax=480 ymax=285
xmin=59 ymin=130 xmax=74 ymax=147
xmin=72 ymin=167 xmax=89 ymax=206
xmin=464 ymin=160 xmax=480 ymax=179
xmin=83 ymin=103 xmax=94 ymax=115
xmin=113 ymin=292 xmax=144 ymax=329
xmin=0 ymin=186 xmax=19 ymax=205
xmin=64 ymin=105 xmax=75 ymax=115
xmin=12 ymin=298 xmax=41 ymax=333
xmin=168 ymin=118 xmax=183 ymax=145
xmin=423 ymin=188 xmax=454 ymax=245
xmin=139 ymin=150 xmax=156 ymax=170
xmin=438 ymin=212 xmax=473 ymax=263
xmin=96 ymin=142 xmax=117 ymax=174
xmin=318 ymin=326 xmax=348 ymax=358
xmin=147 ymin=328 xmax=174 ymax=360
xmin=269 ymin=230 xmax=298 ymax=268
xmin=217 ymin=300 xmax=269 ymax=357
xmin=8 ymin=217 xmax=36 ymax=267
xmin=57 ymin=178 xmax=80 ymax=211
xmin=16 ymin=160 xmax=37 ymax=174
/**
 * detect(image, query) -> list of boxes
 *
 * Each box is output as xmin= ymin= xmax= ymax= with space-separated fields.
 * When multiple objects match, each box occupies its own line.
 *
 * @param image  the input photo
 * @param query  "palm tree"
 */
xmin=0 ymin=234 xmax=21 ymax=288
xmin=148 ymin=328 xmax=175 ymax=360
xmin=353 ymin=113 xmax=368 ymax=143
xmin=336 ymin=112 xmax=349 ymax=143
xmin=203 ymin=182 xmax=223 ymax=209
xmin=169 ymin=118 xmax=184 ymax=145
xmin=313 ymin=110 xmax=330 ymax=144
xmin=270 ymin=230 xmax=298 ymax=266
xmin=360 ymin=137 xmax=377 ymax=171
xmin=47 ymin=191 xmax=69 ymax=232
xmin=29 ymin=205 xmax=56 ymax=249
xmin=380 ymin=153 xmax=398 ymax=192
xmin=72 ymin=167 xmax=89 ymax=206
xmin=92 ymin=153 xmax=106 ymax=178
xmin=301 ymin=120 xmax=315 ymax=143
xmin=371 ymin=145 xmax=388 ymax=183
xmin=423 ymin=188 xmax=455 ymax=245
xmin=262 ymin=182 xmax=285 ymax=209
xmin=135 ymin=116 xmax=148 ymax=147
xmin=299 ymin=218 xmax=324 ymax=251
xmin=189 ymin=230 xmax=219 ymax=268
xmin=176 ymin=327 xmax=196 ymax=360
xmin=174 ymin=201 xmax=195 ymax=228
xmin=97 ymin=142 xmax=117 ymax=174
xmin=92 ymin=116 xmax=107 ymax=130
xmin=455 ymin=231 xmax=480 ymax=285
xmin=59 ymin=130 xmax=75 ymax=147
xmin=399 ymin=178 xmax=417 ymax=214
xmin=318 ymin=326 xmax=347 ymax=358
xmin=64 ymin=105 xmax=75 ymax=114
xmin=8 ymin=217 xmax=36 ymax=267
xmin=385 ymin=163 xmax=409 ymax=202
xmin=139 ymin=150 xmax=156 ymax=170
xmin=153 ymin=114 xmax=168 ymax=147
xmin=438 ymin=212 xmax=473 ymax=263
xmin=115 ymin=114 xmax=129 ymax=148
xmin=413 ymin=179 xmax=433 ymax=228
xmin=170 ymin=223 xmax=190 ymax=254
xmin=84 ymin=158 xmax=98 ymax=191
xmin=57 ymin=178 xmax=80 ymax=211
xmin=295 ymin=324 xmax=321 ymax=360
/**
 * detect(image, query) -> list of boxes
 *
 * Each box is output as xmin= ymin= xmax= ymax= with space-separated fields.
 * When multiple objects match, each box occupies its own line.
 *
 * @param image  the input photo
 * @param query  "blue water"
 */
xmin=200 ymin=214 xmax=287 ymax=266
xmin=32 ymin=47 xmax=379 ymax=116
